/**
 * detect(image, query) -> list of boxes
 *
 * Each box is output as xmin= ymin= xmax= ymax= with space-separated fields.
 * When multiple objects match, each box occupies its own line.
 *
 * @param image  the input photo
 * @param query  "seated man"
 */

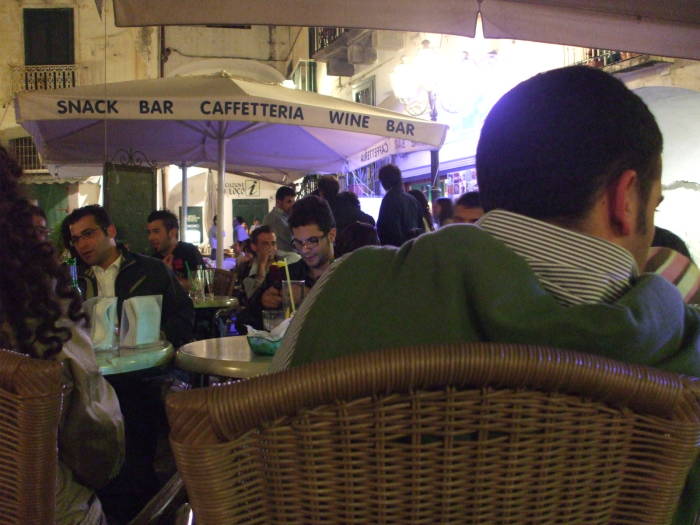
xmin=240 ymin=225 xmax=278 ymax=299
xmin=452 ymin=191 xmax=484 ymax=224
xmin=65 ymin=204 xmax=194 ymax=348
xmin=147 ymin=209 xmax=204 ymax=289
xmin=65 ymin=204 xmax=195 ymax=520
xmin=272 ymin=66 xmax=700 ymax=522
xmin=241 ymin=195 xmax=336 ymax=330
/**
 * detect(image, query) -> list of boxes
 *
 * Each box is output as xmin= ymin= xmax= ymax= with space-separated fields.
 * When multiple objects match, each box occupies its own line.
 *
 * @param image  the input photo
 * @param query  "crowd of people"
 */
xmin=1 ymin=64 xmax=699 ymax=524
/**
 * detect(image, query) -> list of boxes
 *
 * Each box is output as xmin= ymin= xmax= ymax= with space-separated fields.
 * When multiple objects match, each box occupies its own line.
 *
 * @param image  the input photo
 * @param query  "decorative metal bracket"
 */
xmin=109 ymin=148 xmax=157 ymax=168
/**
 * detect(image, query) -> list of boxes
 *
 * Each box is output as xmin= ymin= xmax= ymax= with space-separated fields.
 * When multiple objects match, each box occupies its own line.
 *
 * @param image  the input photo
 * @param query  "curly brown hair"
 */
xmin=0 ymin=146 xmax=84 ymax=359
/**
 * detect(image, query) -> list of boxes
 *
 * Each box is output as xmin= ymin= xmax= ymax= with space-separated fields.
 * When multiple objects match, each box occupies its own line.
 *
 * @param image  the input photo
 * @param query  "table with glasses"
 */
xmin=95 ymin=340 xmax=175 ymax=375
xmin=176 ymin=336 xmax=273 ymax=379
xmin=193 ymin=295 xmax=239 ymax=339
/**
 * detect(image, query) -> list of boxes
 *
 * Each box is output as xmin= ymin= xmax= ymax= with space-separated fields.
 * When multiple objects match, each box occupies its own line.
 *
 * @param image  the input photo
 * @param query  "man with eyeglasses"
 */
xmin=63 ymin=204 xmax=194 ymax=347
xmin=240 ymin=195 xmax=336 ymax=330
xmin=64 ymin=204 xmax=194 ymax=519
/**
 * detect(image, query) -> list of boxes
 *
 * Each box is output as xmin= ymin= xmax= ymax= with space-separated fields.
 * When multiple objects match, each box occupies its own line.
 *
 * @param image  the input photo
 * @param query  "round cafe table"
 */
xmin=95 ymin=341 xmax=175 ymax=375
xmin=193 ymin=295 xmax=238 ymax=309
xmin=193 ymin=295 xmax=239 ymax=339
xmin=176 ymin=335 xmax=272 ymax=379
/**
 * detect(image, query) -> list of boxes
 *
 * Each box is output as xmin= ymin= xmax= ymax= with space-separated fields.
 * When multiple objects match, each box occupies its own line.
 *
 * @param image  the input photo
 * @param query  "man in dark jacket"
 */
xmin=376 ymin=164 xmax=424 ymax=246
xmin=65 ymin=204 xmax=194 ymax=347
xmin=64 ymin=204 xmax=194 ymax=520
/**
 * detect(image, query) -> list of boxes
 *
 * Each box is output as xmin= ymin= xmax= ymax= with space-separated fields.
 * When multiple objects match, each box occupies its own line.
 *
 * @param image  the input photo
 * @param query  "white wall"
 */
xmin=166 ymin=166 xmax=282 ymax=249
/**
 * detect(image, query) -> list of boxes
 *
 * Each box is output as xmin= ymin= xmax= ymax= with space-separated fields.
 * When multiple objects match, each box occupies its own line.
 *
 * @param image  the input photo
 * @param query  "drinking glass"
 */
xmin=262 ymin=309 xmax=285 ymax=332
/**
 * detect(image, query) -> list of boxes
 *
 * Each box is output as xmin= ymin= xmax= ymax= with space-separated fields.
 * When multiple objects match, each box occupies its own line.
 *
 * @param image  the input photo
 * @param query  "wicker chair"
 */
xmin=0 ymin=348 xmax=63 ymax=524
xmin=212 ymin=269 xmax=236 ymax=297
xmin=166 ymin=343 xmax=700 ymax=524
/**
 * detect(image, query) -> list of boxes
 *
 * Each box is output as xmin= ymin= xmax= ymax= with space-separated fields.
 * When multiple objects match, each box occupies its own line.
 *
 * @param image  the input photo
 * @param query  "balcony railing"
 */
xmin=578 ymin=50 xmax=645 ymax=68
xmin=11 ymin=64 xmax=78 ymax=94
xmin=309 ymin=27 xmax=348 ymax=57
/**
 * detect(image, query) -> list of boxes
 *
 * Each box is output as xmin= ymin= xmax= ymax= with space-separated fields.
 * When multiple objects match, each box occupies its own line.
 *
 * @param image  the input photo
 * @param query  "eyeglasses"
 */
xmin=291 ymin=233 xmax=327 ymax=251
xmin=33 ymin=226 xmax=49 ymax=237
xmin=69 ymin=227 xmax=101 ymax=246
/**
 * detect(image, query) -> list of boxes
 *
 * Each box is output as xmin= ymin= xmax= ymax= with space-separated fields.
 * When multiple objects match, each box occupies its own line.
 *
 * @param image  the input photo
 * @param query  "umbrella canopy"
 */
xmin=15 ymin=72 xmax=446 ymax=173
xmin=113 ymin=0 xmax=700 ymax=60
xmin=15 ymin=72 xmax=447 ymax=267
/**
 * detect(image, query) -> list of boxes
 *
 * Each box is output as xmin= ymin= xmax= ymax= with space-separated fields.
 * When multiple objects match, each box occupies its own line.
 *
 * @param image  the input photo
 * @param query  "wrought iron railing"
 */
xmin=10 ymin=64 xmax=78 ymax=94
xmin=309 ymin=27 xmax=348 ymax=56
xmin=578 ymin=50 xmax=639 ymax=69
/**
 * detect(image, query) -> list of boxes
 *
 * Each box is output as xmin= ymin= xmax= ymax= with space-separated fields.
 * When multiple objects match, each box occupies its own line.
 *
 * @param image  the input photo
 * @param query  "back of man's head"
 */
xmin=455 ymin=191 xmax=481 ymax=209
xmin=289 ymin=195 xmax=336 ymax=234
xmin=378 ymin=164 xmax=403 ymax=191
xmin=317 ymin=176 xmax=340 ymax=200
xmin=476 ymin=66 xmax=662 ymax=227
xmin=147 ymin=209 xmax=179 ymax=231
xmin=275 ymin=185 xmax=296 ymax=202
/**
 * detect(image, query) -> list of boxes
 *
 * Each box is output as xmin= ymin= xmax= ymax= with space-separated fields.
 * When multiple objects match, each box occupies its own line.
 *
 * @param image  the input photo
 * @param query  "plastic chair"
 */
xmin=166 ymin=342 xmax=700 ymax=524
xmin=0 ymin=348 xmax=63 ymax=524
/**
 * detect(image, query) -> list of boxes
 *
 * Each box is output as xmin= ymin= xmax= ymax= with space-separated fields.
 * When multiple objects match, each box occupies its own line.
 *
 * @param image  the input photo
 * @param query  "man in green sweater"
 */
xmin=271 ymin=66 xmax=700 ymax=522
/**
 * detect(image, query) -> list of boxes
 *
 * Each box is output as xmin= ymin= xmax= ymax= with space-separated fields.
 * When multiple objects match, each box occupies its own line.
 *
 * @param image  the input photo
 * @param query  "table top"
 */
xmin=176 ymin=336 xmax=273 ymax=378
xmin=193 ymin=295 xmax=238 ymax=309
xmin=96 ymin=341 xmax=174 ymax=375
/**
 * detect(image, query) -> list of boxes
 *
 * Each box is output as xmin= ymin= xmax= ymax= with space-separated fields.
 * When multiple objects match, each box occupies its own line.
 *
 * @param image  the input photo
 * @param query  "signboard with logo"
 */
xmin=179 ymin=205 xmax=203 ymax=244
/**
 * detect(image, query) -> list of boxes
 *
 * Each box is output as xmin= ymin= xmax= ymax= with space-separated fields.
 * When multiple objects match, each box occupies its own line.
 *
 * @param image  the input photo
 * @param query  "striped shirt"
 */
xmin=478 ymin=210 xmax=638 ymax=307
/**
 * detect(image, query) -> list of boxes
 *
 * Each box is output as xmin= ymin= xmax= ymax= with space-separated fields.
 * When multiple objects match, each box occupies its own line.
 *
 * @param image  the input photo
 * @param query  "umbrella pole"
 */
xmin=180 ymin=163 xmax=188 ymax=247
xmin=216 ymin=137 xmax=227 ymax=269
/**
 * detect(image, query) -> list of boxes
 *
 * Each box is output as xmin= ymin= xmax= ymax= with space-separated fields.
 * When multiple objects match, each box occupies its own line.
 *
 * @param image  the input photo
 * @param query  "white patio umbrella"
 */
xmin=15 ymin=72 xmax=447 ymax=267
xmin=113 ymin=0 xmax=700 ymax=60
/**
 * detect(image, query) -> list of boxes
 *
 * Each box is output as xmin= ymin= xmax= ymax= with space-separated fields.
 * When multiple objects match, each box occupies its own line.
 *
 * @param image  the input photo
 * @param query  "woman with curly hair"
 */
xmin=0 ymin=146 xmax=124 ymax=525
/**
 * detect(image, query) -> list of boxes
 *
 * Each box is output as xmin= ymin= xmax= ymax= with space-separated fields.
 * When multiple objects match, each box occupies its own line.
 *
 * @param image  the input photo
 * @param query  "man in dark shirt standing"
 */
xmin=147 ymin=209 xmax=204 ymax=289
xmin=376 ymin=164 xmax=424 ymax=246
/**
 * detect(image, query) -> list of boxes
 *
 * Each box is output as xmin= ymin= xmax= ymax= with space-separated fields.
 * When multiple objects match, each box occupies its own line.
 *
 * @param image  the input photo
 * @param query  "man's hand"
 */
xmin=163 ymin=253 xmax=174 ymax=268
xmin=261 ymin=286 xmax=282 ymax=309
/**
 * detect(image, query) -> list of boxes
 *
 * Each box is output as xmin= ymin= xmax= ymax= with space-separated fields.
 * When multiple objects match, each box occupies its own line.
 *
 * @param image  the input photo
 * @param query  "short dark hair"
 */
xmin=275 ymin=185 xmax=295 ymax=202
xmin=335 ymin=221 xmax=379 ymax=258
xmin=317 ymin=175 xmax=340 ymax=199
xmin=64 ymin=204 xmax=113 ymax=231
xmin=250 ymin=224 xmax=273 ymax=245
xmin=476 ymin=66 xmax=662 ymax=227
xmin=28 ymin=204 xmax=47 ymax=221
xmin=455 ymin=191 xmax=481 ymax=209
xmin=378 ymin=164 xmax=402 ymax=190
xmin=289 ymin=195 xmax=335 ymax=234
xmin=147 ymin=209 xmax=179 ymax=231
xmin=336 ymin=191 xmax=361 ymax=210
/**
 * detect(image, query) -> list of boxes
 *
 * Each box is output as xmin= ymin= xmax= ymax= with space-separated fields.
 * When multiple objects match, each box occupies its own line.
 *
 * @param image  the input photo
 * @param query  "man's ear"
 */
xmin=106 ymin=224 xmax=117 ymax=239
xmin=328 ymin=227 xmax=337 ymax=244
xmin=608 ymin=169 xmax=638 ymax=236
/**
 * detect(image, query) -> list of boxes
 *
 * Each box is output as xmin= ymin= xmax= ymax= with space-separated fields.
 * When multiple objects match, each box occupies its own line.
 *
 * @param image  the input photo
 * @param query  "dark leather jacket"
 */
xmin=77 ymin=245 xmax=194 ymax=347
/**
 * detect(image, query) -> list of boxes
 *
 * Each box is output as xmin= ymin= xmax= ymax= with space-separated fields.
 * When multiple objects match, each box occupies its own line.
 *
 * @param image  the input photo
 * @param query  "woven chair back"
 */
xmin=167 ymin=343 xmax=700 ymax=524
xmin=0 ymin=348 xmax=63 ymax=524
xmin=212 ymin=269 xmax=235 ymax=296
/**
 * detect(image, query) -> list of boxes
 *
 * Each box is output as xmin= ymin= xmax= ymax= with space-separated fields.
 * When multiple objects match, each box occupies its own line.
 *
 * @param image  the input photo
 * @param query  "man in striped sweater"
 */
xmin=272 ymin=66 xmax=700 ymax=522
